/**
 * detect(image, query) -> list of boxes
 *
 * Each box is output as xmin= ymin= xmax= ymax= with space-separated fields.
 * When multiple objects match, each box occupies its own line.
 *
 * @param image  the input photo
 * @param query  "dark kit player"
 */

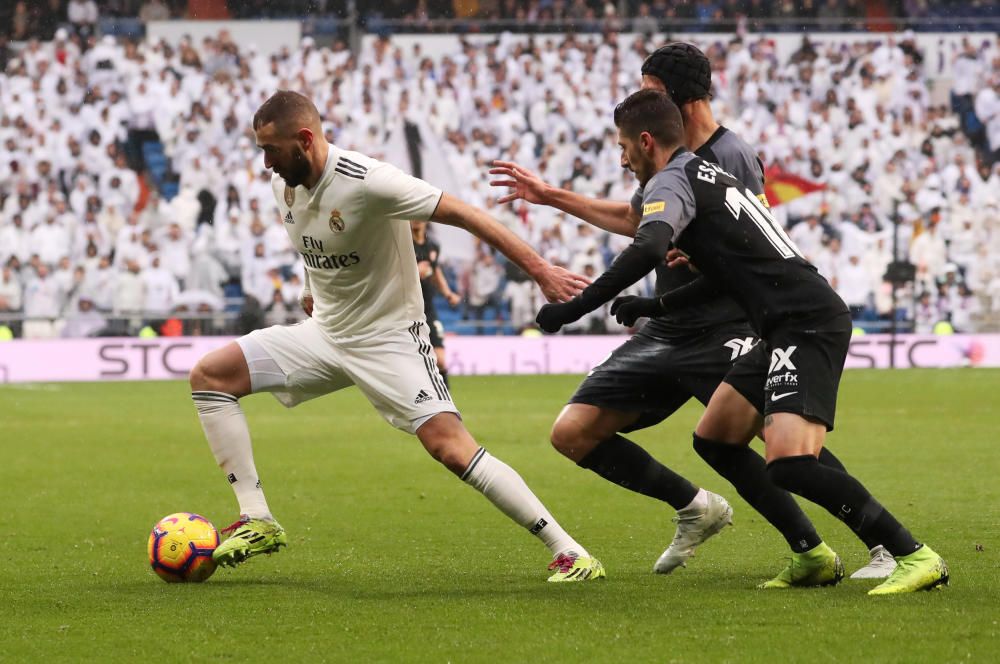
xmin=539 ymin=89 xmax=948 ymax=595
xmin=493 ymin=43 xmax=891 ymax=582
xmin=411 ymin=220 xmax=461 ymax=387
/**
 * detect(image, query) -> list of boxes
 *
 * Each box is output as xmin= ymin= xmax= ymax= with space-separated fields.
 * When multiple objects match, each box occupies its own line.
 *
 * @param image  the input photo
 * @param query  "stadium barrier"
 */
xmin=1 ymin=334 xmax=998 ymax=383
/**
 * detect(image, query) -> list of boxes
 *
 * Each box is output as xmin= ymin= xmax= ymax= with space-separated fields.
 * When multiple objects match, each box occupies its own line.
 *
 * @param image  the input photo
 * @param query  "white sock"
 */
xmin=462 ymin=448 xmax=587 ymax=559
xmin=192 ymin=391 xmax=272 ymax=520
xmin=679 ymin=487 xmax=709 ymax=514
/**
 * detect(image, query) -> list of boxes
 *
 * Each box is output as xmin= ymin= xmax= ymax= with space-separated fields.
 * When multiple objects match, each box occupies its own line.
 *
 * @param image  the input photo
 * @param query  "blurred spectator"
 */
xmin=264 ymin=289 xmax=296 ymax=327
xmin=836 ymin=253 xmax=872 ymax=319
xmin=142 ymin=255 xmax=180 ymax=316
xmin=0 ymin=266 xmax=23 ymax=322
xmin=113 ymin=260 xmax=145 ymax=315
xmin=502 ymin=262 xmax=536 ymax=332
xmin=139 ymin=0 xmax=171 ymax=22
xmin=67 ymin=0 xmax=99 ymax=40
xmin=23 ymin=264 xmax=65 ymax=338
xmin=913 ymin=291 xmax=940 ymax=333
xmin=61 ymin=296 xmax=107 ymax=337
xmin=465 ymin=249 xmax=504 ymax=325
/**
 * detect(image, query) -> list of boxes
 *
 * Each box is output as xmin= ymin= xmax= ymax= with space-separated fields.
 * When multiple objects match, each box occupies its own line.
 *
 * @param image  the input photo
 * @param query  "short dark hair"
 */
xmin=252 ymin=90 xmax=320 ymax=134
xmin=613 ymin=89 xmax=684 ymax=147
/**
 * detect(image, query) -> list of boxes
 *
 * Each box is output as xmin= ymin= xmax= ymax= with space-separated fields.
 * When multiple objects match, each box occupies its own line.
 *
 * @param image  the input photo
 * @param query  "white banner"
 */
xmin=0 ymin=334 xmax=998 ymax=383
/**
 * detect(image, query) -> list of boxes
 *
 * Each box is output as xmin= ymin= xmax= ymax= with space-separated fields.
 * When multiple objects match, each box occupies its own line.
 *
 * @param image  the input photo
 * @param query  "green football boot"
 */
xmin=547 ymin=553 xmax=607 ymax=582
xmin=759 ymin=542 xmax=845 ymax=589
xmin=868 ymin=545 xmax=948 ymax=596
xmin=213 ymin=515 xmax=288 ymax=568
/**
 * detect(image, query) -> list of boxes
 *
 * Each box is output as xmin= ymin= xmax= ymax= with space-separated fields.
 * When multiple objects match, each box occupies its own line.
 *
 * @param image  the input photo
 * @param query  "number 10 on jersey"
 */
xmin=724 ymin=187 xmax=804 ymax=260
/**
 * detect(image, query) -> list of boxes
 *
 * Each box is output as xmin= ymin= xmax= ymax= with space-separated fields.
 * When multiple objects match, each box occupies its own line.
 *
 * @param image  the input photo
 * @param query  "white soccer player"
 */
xmin=189 ymin=91 xmax=605 ymax=582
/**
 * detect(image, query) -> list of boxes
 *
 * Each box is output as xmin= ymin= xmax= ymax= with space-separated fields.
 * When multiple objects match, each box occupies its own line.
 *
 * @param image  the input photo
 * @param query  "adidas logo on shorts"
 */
xmin=414 ymin=390 xmax=432 ymax=404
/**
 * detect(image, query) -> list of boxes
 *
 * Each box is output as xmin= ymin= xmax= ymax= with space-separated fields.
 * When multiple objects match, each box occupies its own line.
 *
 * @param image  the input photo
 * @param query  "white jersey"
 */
xmin=271 ymin=146 xmax=442 ymax=340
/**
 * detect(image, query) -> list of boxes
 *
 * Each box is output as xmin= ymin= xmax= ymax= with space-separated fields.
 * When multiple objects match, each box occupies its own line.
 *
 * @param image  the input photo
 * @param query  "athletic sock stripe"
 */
xmin=460 ymin=447 xmax=487 ymax=481
xmin=334 ymin=167 xmax=365 ymax=180
xmin=408 ymin=322 xmax=446 ymax=401
xmin=191 ymin=391 xmax=238 ymax=403
xmin=339 ymin=157 xmax=368 ymax=173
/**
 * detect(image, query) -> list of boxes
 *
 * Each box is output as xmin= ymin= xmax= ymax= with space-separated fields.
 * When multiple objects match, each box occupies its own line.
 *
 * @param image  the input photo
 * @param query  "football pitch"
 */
xmin=2 ymin=370 xmax=997 ymax=662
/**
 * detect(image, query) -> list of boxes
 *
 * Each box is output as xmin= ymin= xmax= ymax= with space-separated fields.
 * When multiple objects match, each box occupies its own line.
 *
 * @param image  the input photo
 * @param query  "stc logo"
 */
xmin=98 ymin=342 xmax=194 ymax=378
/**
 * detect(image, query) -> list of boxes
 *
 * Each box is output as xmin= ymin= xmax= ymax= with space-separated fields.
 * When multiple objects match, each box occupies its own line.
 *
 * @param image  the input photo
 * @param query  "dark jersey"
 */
xmin=413 ymin=236 xmax=440 ymax=320
xmin=631 ymin=127 xmax=765 ymax=339
xmin=640 ymin=150 xmax=848 ymax=336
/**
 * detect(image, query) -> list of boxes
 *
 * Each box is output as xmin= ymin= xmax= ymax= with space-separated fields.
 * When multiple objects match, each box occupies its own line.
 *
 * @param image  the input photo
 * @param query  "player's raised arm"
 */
xmin=430 ymin=193 xmax=589 ymax=303
xmin=489 ymin=160 xmax=641 ymax=238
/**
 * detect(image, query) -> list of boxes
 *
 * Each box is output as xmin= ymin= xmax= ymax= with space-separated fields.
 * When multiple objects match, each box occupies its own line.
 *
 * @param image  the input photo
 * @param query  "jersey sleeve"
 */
xmin=639 ymin=167 xmax=696 ymax=239
xmin=630 ymin=185 xmax=644 ymax=214
xmin=365 ymin=162 xmax=443 ymax=222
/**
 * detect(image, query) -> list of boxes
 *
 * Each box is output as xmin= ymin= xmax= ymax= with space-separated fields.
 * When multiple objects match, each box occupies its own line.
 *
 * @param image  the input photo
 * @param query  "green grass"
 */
xmin=1 ymin=371 xmax=998 ymax=662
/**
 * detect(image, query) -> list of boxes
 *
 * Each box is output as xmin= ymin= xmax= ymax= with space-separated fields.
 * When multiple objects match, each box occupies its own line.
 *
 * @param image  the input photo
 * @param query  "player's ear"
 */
xmin=297 ymin=127 xmax=314 ymax=150
xmin=639 ymin=131 xmax=654 ymax=154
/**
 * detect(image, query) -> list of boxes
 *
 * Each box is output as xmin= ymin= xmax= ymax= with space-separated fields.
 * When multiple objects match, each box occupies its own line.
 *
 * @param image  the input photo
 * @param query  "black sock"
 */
xmin=578 ymin=434 xmax=699 ymax=510
xmin=693 ymin=435 xmax=821 ymax=553
xmin=817 ymin=447 xmax=882 ymax=550
xmin=766 ymin=455 xmax=922 ymax=557
xmin=439 ymin=369 xmax=449 ymax=389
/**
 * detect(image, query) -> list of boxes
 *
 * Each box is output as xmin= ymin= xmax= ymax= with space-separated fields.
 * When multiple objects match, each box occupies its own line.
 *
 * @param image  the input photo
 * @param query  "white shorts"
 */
xmin=237 ymin=318 xmax=458 ymax=434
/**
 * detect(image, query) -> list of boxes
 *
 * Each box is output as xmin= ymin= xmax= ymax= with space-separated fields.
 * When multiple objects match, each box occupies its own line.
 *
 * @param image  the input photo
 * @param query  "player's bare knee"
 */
xmin=188 ymin=358 xmax=214 ymax=392
xmin=549 ymin=416 xmax=584 ymax=457
xmin=190 ymin=353 xmax=238 ymax=395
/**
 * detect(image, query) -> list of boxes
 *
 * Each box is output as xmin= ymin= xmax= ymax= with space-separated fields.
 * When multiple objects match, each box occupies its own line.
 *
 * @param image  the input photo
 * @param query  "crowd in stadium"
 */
xmin=0 ymin=17 xmax=999 ymax=337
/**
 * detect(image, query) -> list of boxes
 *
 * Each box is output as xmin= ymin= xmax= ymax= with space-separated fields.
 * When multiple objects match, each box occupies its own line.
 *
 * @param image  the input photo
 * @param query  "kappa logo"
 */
xmin=284 ymin=211 xmax=295 ymax=225
xmin=414 ymin=389 xmax=432 ymax=404
xmin=724 ymin=337 xmax=757 ymax=361
xmin=329 ymin=209 xmax=345 ymax=233
xmin=769 ymin=346 xmax=798 ymax=373
xmin=284 ymin=185 xmax=295 ymax=206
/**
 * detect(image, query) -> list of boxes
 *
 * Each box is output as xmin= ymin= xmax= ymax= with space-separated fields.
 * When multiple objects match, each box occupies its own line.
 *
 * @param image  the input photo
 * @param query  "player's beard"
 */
xmin=280 ymin=146 xmax=312 ymax=187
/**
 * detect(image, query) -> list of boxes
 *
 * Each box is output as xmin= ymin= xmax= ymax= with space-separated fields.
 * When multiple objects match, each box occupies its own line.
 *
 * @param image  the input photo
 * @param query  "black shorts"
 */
xmin=723 ymin=312 xmax=852 ymax=431
xmin=569 ymin=324 xmax=757 ymax=433
xmin=427 ymin=317 xmax=445 ymax=349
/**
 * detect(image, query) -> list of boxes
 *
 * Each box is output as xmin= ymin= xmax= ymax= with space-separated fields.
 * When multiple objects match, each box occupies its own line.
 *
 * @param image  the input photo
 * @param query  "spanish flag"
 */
xmin=763 ymin=166 xmax=825 ymax=207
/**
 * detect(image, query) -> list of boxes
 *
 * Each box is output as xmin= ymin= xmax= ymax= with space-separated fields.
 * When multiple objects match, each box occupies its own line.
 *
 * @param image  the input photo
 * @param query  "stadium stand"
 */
xmin=1 ymin=7 xmax=998 ymax=337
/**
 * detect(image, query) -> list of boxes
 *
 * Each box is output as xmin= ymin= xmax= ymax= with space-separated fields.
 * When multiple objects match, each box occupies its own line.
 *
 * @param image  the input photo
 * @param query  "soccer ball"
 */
xmin=147 ymin=512 xmax=219 ymax=583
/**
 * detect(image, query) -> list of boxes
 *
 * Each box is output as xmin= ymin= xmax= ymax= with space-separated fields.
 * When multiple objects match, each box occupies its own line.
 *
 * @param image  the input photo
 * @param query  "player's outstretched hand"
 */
xmin=445 ymin=292 xmax=462 ymax=307
xmin=537 ymin=264 xmax=590 ymax=303
xmin=610 ymin=295 xmax=663 ymax=327
xmin=536 ymin=301 xmax=582 ymax=334
xmin=489 ymin=160 xmax=550 ymax=205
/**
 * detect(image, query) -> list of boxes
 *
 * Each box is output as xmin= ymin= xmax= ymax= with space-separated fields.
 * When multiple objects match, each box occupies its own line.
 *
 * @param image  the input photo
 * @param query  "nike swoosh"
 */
xmin=771 ymin=392 xmax=798 ymax=402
